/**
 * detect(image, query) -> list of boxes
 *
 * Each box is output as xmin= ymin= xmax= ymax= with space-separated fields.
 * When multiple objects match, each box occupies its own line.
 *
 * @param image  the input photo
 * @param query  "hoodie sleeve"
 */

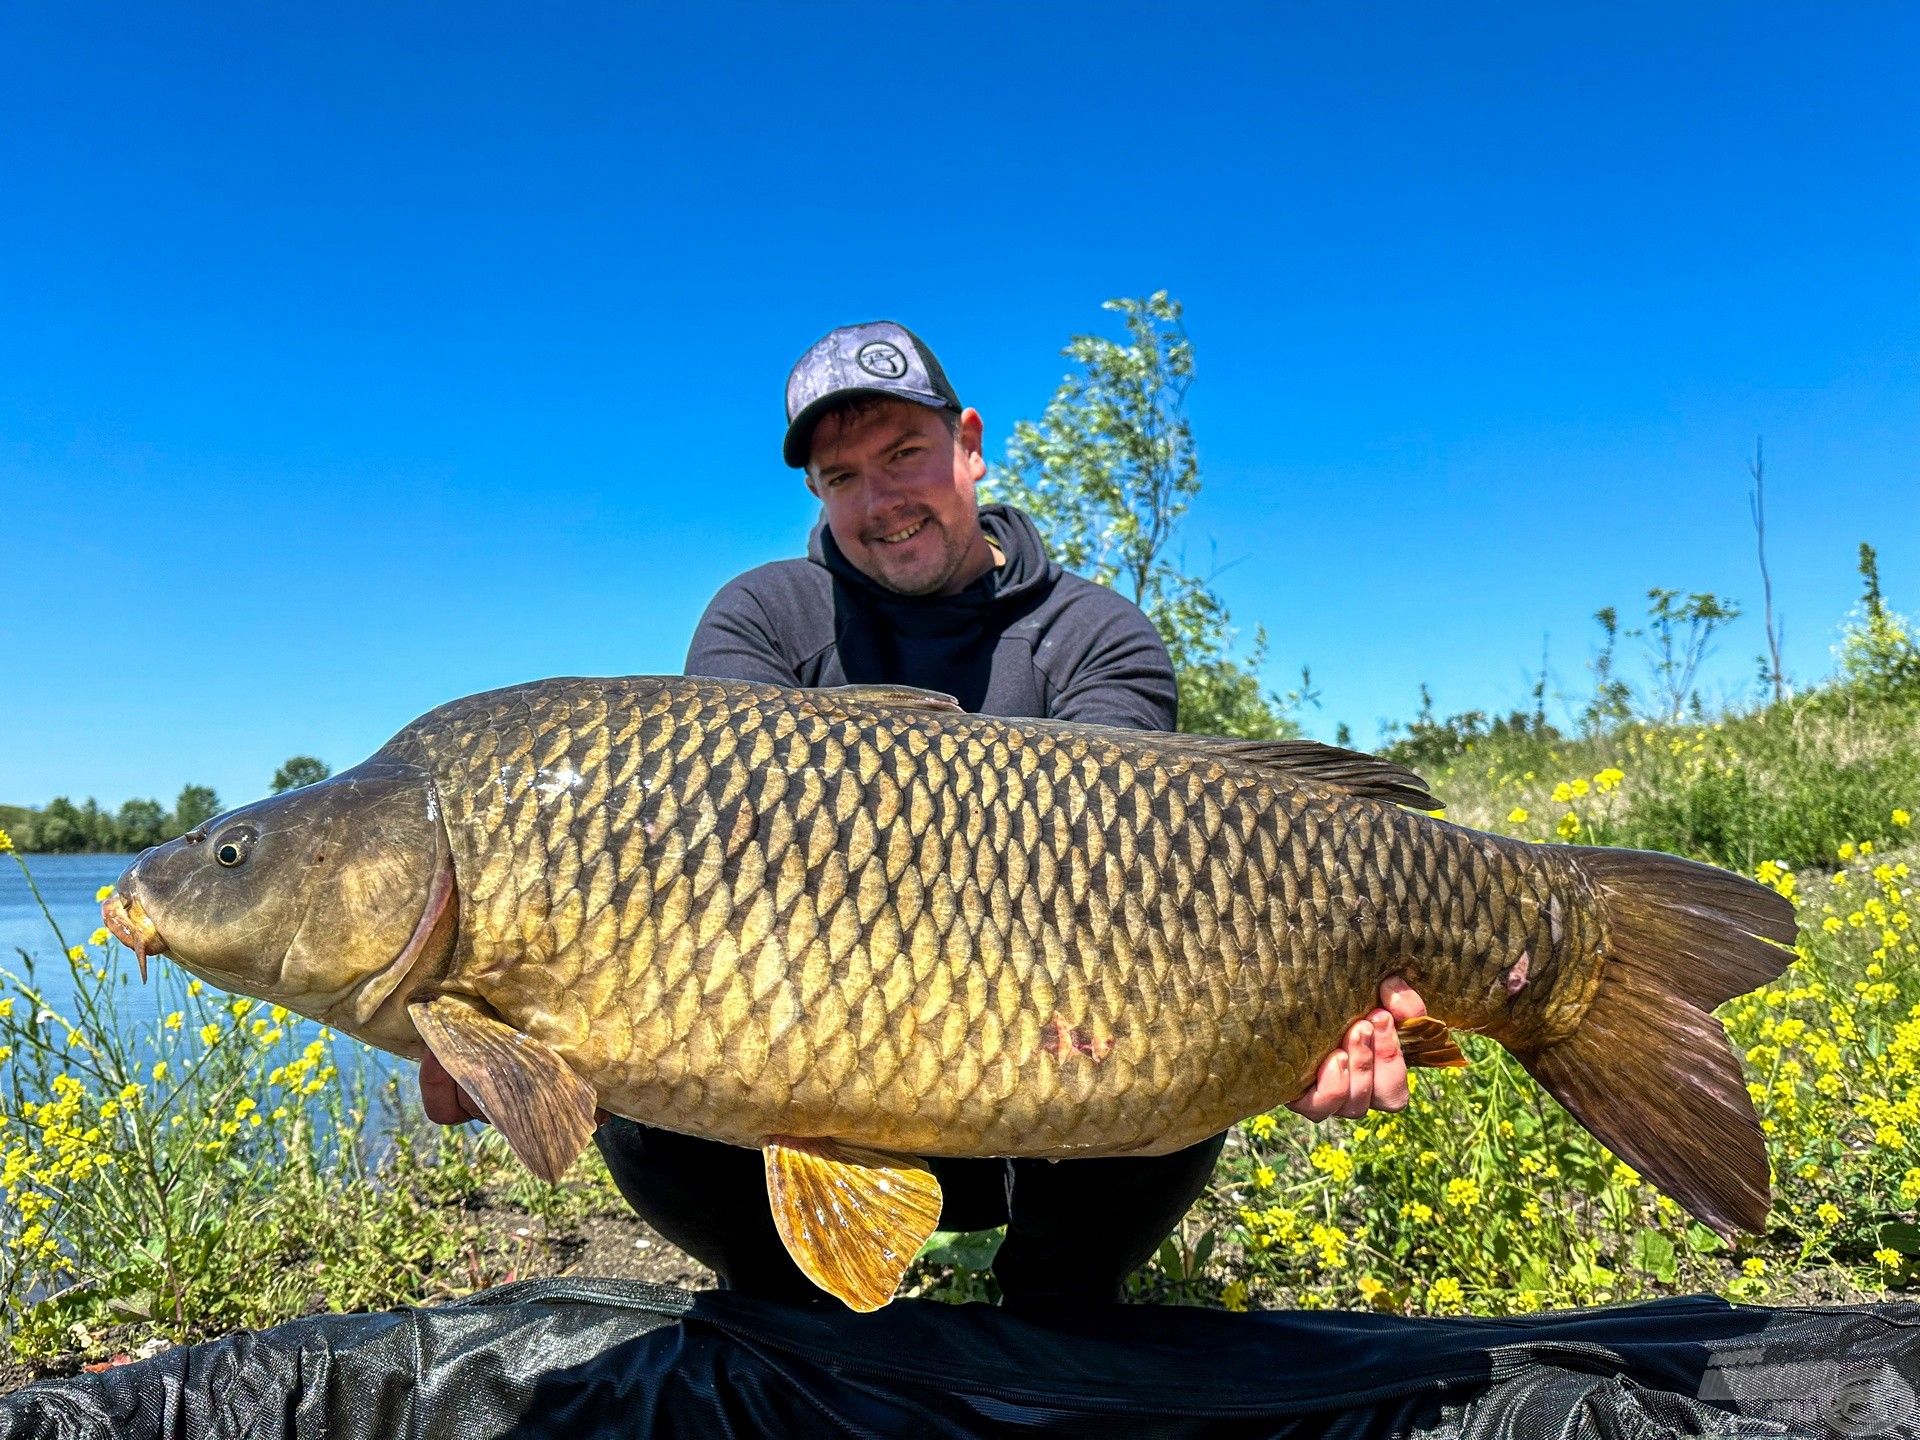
xmin=1042 ymin=586 xmax=1179 ymax=732
xmin=684 ymin=573 xmax=805 ymax=685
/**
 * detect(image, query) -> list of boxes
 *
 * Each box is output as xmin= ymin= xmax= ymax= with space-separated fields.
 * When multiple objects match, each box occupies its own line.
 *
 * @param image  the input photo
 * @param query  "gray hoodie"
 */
xmin=684 ymin=504 xmax=1176 ymax=730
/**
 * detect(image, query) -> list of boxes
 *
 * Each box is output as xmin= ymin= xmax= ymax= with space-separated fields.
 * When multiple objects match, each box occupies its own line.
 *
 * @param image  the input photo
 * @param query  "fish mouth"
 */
xmin=101 ymin=892 xmax=167 ymax=982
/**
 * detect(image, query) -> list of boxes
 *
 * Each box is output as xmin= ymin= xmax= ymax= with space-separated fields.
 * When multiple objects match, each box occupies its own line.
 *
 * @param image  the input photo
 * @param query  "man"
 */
xmin=423 ymin=321 xmax=1427 ymax=1307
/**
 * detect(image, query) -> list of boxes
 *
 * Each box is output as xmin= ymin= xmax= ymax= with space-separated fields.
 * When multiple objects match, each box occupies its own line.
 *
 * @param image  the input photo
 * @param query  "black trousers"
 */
xmin=594 ymin=1120 xmax=1227 ymax=1308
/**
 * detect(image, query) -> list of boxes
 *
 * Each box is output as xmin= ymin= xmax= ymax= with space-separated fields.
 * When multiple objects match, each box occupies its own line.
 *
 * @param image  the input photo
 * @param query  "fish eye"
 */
xmin=213 ymin=826 xmax=257 ymax=868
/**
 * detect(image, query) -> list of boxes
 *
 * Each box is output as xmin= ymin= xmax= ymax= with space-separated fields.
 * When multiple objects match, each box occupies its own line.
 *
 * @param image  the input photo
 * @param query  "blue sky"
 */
xmin=3 ymin=3 xmax=1916 ymax=813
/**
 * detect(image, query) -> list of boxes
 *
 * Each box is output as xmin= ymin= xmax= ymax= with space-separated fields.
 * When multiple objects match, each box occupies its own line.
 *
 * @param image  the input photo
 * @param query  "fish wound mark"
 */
xmin=1504 ymin=950 xmax=1531 ymax=997
xmin=1040 ymin=1015 xmax=1115 ymax=1063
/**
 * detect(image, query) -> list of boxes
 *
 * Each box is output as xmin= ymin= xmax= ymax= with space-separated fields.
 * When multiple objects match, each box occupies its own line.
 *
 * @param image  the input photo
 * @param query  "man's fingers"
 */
xmin=1287 ymin=1051 xmax=1349 ymax=1122
xmin=1379 ymin=975 xmax=1427 ymax=1023
xmin=419 ymin=1051 xmax=485 ymax=1127
xmin=1337 ymin=1020 xmax=1374 ymax=1118
xmin=1370 ymin=1011 xmax=1411 ymax=1111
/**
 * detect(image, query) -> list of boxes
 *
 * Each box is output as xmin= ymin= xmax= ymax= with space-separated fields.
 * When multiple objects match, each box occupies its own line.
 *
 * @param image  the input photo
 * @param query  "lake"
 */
xmin=0 ymin=852 xmax=159 ymax=1023
xmin=0 ymin=850 xmax=403 ymax=1086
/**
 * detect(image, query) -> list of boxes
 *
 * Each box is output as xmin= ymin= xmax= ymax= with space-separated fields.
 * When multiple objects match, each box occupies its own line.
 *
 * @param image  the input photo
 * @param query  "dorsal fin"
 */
xmin=1161 ymin=735 xmax=1440 ymax=810
xmin=813 ymin=684 xmax=964 ymax=715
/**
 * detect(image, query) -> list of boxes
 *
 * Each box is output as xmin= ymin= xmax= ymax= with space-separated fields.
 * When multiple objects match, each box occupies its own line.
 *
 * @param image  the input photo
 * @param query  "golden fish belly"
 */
xmin=385 ymin=677 xmax=1585 ymax=1158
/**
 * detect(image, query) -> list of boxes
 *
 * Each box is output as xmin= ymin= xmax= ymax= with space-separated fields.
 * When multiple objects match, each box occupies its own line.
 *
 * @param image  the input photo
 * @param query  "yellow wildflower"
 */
xmin=1742 ymin=1257 xmax=1766 ymax=1278
xmin=1896 ymin=809 xmax=1912 ymax=829
xmin=1310 ymin=1144 xmax=1355 ymax=1183
xmin=0 ymin=828 xmax=13 ymax=853
xmin=1816 ymin=1203 xmax=1842 ymax=1227
xmin=88 ymin=928 xmax=110 ymax=947
xmin=1551 ymin=782 xmax=1572 ymax=804
xmin=1556 ymin=813 xmax=1580 ymax=840
xmin=1221 ymin=1280 xmax=1248 ymax=1313
xmin=1593 ymin=767 xmax=1625 ymax=793
xmin=95 ymin=884 xmax=113 ymax=902
xmin=1875 ymin=1248 xmax=1904 ymax=1269
xmin=1246 ymin=1112 xmax=1278 ymax=1141
xmin=1253 ymin=1164 xmax=1276 ymax=1190
xmin=1839 ymin=842 xmax=1857 ymax=862
xmin=65 ymin=946 xmax=85 ymax=964
xmin=1445 ymin=1177 xmax=1481 ymax=1210
xmin=1507 ymin=807 xmax=1529 ymax=825
xmin=1427 ymin=1276 xmax=1465 ymax=1312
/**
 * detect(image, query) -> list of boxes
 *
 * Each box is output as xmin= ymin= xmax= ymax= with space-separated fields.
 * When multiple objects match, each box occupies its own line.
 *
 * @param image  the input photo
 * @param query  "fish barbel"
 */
xmin=103 ymin=677 xmax=1795 ymax=1309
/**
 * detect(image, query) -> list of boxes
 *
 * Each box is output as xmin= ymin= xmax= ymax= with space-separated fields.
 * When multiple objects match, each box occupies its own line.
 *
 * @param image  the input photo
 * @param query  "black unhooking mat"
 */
xmin=3 ymin=1278 xmax=1917 ymax=1438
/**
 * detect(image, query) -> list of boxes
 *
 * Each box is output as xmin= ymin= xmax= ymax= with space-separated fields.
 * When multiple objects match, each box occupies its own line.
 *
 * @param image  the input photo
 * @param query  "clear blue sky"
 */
xmin=4 ymin=3 xmax=1916 ymax=813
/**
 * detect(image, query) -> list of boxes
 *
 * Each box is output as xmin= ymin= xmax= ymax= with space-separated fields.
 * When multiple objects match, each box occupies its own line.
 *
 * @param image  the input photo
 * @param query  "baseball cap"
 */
xmin=783 ymin=321 xmax=961 ymax=468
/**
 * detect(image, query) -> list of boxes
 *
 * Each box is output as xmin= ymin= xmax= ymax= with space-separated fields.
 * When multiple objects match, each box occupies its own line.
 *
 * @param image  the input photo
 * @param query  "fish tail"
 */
xmin=1514 ymin=846 xmax=1797 ymax=1238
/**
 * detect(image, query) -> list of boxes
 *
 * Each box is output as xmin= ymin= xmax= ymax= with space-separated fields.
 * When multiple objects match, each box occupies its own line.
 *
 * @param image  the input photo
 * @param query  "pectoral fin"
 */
xmin=1397 ymin=1014 xmax=1469 ymax=1069
xmin=763 ymin=1135 xmax=943 ymax=1312
xmin=410 ymin=993 xmax=598 ymax=1183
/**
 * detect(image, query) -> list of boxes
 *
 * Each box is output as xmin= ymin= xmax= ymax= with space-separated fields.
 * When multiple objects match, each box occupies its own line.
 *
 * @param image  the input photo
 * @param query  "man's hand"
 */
xmin=418 ymin=1049 xmax=611 ymax=1129
xmin=419 ymin=1049 xmax=487 ymax=1125
xmin=1287 ymin=977 xmax=1427 ymax=1122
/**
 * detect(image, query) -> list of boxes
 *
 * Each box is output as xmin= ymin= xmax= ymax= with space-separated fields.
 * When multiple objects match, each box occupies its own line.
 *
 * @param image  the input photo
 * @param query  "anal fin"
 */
xmin=764 ymin=1136 xmax=943 ymax=1312
xmin=410 ymin=993 xmax=598 ymax=1183
xmin=1397 ymin=1014 xmax=1469 ymax=1069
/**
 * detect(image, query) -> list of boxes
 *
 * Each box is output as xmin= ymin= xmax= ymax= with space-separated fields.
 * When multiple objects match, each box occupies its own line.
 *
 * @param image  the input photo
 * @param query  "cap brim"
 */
xmin=783 ymin=387 xmax=956 ymax=468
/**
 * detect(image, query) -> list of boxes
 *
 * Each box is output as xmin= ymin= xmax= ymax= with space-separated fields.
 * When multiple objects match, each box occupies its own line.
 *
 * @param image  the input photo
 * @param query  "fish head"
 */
xmin=101 ymin=760 xmax=457 ymax=1031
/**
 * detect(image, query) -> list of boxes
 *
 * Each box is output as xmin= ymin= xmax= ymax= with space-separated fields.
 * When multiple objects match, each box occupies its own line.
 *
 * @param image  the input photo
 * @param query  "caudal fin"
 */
xmin=1517 ymin=847 xmax=1796 ymax=1239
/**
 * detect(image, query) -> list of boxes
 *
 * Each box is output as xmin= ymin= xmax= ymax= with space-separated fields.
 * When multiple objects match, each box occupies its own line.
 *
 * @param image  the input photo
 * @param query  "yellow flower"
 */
xmin=1594 ymin=767 xmax=1625 ymax=794
xmin=1507 ymin=807 xmax=1530 ymax=825
xmin=1896 ymin=809 xmax=1913 ymax=829
xmin=1742 ymin=1257 xmax=1766 ymax=1277
xmin=1221 ymin=1280 xmax=1248 ymax=1313
xmin=1556 ymin=813 xmax=1580 ymax=840
xmin=1310 ymin=1144 xmax=1354 ymax=1183
xmin=1839 ymin=842 xmax=1857 ymax=862
xmin=1569 ymin=777 xmax=1591 ymax=798
xmin=151 ymin=1061 xmax=169 ymax=1082
xmin=1252 ymin=1164 xmax=1276 ymax=1189
xmin=1875 ymin=1248 xmax=1904 ymax=1269
xmin=200 ymin=1024 xmax=222 ymax=1047
xmin=0 ymin=999 xmax=12 ymax=1019
xmin=0 ymin=828 xmax=12 ymax=852
xmin=164 ymin=1012 xmax=183 ymax=1032
xmin=1609 ymin=1162 xmax=1640 ymax=1190
xmin=1445 ymin=1177 xmax=1481 ymax=1210
xmin=88 ymin=928 xmax=110 ymax=947
xmin=1816 ymin=1203 xmax=1842 ymax=1227
xmin=1427 ymin=1276 xmax=1465 ymax=1312
xmin=95 ymin=884 xmax=114 ymax=903
xmin=1551 ymin=782 xmax=1573 ymax=804
xmin=65 ymin=946 xmax=85 ymax=964
xmin=1246 ymin=1112 xmax=1278 ymax=1141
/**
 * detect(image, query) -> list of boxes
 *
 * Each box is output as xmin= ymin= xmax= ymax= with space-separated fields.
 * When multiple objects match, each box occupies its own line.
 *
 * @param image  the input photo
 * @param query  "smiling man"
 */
xmin=425 ymin=321 xmax=1425 ymax=1308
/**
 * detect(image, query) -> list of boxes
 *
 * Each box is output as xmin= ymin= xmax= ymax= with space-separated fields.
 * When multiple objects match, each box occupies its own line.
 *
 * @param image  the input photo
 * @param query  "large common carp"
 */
xmin=103 ymin=677 xmax=1795 ymax=1309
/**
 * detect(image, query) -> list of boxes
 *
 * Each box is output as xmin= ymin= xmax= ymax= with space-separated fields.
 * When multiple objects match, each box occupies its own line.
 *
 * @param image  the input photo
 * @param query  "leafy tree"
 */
xmin=115 ymin=798 xmax=169 ymax=851
xmin=28 ymin=798 xmax=89 ymax=853
xmin=1839 ymin=542 xmax=1920 ymax=702
xmin=1636 ymin=588 xmax=1741 ymax=724
xmin=992 ymin=292 xmax=1297 ymax=738
xmin=172 ymin=785 xmax=221 ymax=836
xmin=271 ymin=756 xmax=332 ymax=793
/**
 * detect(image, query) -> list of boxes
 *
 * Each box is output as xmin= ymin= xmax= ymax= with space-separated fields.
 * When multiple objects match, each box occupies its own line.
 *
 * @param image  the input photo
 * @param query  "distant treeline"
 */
xmin=3 ymin=757 xmax=330 ymax=854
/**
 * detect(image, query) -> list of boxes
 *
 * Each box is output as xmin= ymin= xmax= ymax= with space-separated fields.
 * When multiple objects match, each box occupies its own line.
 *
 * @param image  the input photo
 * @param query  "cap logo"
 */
xmin=856 ymin=341 xmax=909 ymax=380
